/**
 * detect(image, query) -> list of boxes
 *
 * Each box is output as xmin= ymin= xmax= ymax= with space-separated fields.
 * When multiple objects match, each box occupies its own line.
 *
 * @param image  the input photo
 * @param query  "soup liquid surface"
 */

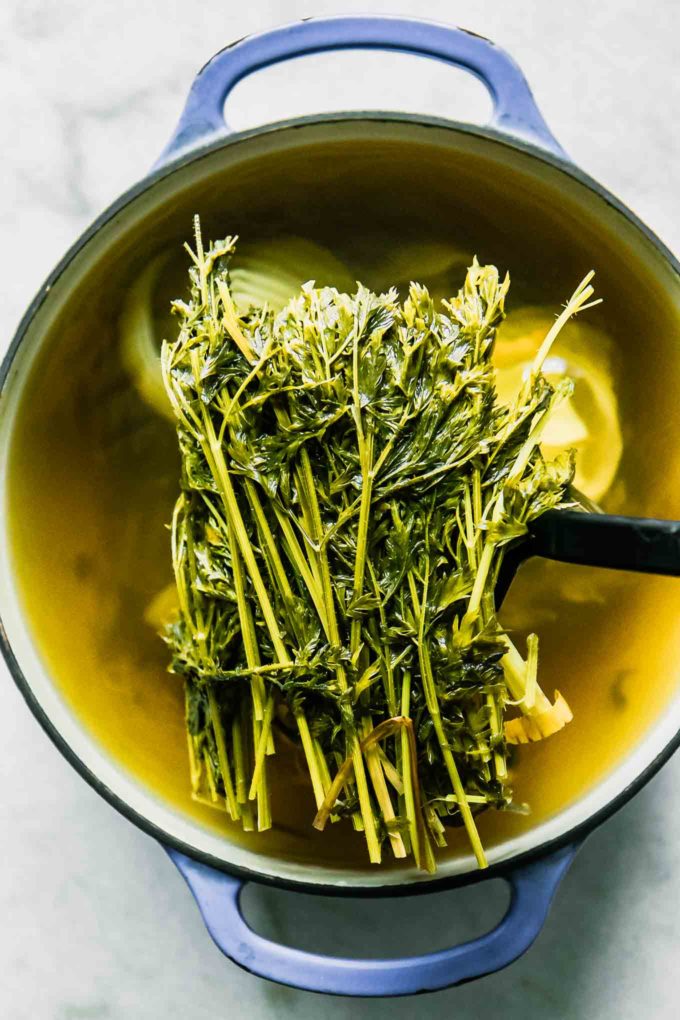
xmin=7 ymin=134 xmax=680 ymax=869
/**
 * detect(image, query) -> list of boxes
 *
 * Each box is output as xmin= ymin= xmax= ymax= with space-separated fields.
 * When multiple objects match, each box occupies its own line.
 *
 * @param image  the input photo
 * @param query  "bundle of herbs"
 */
xmin=160 ymin=217 xmax=597 ymax=871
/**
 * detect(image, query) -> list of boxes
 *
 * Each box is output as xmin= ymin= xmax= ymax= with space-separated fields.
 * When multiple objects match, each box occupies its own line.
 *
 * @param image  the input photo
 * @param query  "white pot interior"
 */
xmin=2 ymin=118 xmax=680 ymax=889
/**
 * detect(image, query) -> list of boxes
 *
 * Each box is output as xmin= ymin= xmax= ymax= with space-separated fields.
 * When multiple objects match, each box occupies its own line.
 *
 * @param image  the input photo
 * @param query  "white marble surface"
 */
xmin=2 ymin=1 xmax=680 ymax=1017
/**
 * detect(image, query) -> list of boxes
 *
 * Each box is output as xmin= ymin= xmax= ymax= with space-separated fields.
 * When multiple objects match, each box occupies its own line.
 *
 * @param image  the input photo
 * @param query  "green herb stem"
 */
xmin=161 ymin=231 xmax=589 ymax=869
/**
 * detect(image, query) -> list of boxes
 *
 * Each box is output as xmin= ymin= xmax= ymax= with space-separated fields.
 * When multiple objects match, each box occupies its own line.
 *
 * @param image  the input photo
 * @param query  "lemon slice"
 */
xmin=494 ymin=307 xmax=623 ymax=502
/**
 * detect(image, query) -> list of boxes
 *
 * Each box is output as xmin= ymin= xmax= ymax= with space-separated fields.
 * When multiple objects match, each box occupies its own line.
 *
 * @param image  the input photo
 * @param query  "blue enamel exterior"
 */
xmin=155 ymin=16 xmax=566 ymax=164
xmin=168 ymin=844 xmax=578 ymax=996
xmin=158 ymin=15 xmax=574 ymax=995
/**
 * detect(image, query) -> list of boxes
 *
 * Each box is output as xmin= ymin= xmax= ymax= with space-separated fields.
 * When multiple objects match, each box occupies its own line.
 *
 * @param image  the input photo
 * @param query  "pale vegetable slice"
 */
xmin=144 ymin=581 xmax=179 ymax=631
xmin=500 ymin=634 xmax=573 ymax=743
xmin=120 ymin=237 xmax=354 ymax=421
xmin=120 ymin=253 xmax=176 ymax=422
xmin=505 ymin=693 xmax=573 ymax=743
xmin=230 ymin=236 xmax=355 ymax=309
xmin=351 ymin=237 xmax=470 ymax=295
xmin=494 ymin=307 xmax=623 ymax=502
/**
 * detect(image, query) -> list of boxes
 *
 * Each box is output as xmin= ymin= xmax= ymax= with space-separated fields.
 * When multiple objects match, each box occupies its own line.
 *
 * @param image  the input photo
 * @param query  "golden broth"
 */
xmin=6 ymin=129 xmax=680 ymax=870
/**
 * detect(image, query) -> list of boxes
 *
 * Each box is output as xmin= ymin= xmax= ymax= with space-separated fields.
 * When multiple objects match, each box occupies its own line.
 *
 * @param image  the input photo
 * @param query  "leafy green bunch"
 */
xmin=160 ymin=217 xmax=596 ymax=870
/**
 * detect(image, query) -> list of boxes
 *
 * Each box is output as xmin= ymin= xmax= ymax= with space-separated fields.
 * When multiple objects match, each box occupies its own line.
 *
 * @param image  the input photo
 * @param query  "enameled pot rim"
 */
xmin=2 ymin=111 xmax=679 ymax=896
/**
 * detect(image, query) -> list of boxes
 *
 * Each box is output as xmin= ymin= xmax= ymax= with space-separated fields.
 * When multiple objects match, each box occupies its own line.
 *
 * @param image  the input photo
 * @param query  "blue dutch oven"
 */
xmin=2 ymin=16 xmax=679 ymax=998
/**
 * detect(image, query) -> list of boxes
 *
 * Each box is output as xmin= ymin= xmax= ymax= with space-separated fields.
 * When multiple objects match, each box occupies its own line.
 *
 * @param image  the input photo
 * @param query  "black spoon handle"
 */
xmin=529 ymin=509 xmax=680 ymax=576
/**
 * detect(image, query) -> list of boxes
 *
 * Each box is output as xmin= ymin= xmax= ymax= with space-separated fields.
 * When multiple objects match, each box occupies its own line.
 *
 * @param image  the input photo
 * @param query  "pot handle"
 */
xmin=166 ymin=842 xmax=577 ymax=996
xmin=155 ymin=16 xmax=566 ymax=167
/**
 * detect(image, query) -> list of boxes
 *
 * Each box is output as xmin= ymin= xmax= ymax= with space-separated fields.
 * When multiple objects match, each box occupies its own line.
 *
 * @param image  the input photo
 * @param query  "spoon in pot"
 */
xmin=495 ymin=490 xmax=680 ymax=608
